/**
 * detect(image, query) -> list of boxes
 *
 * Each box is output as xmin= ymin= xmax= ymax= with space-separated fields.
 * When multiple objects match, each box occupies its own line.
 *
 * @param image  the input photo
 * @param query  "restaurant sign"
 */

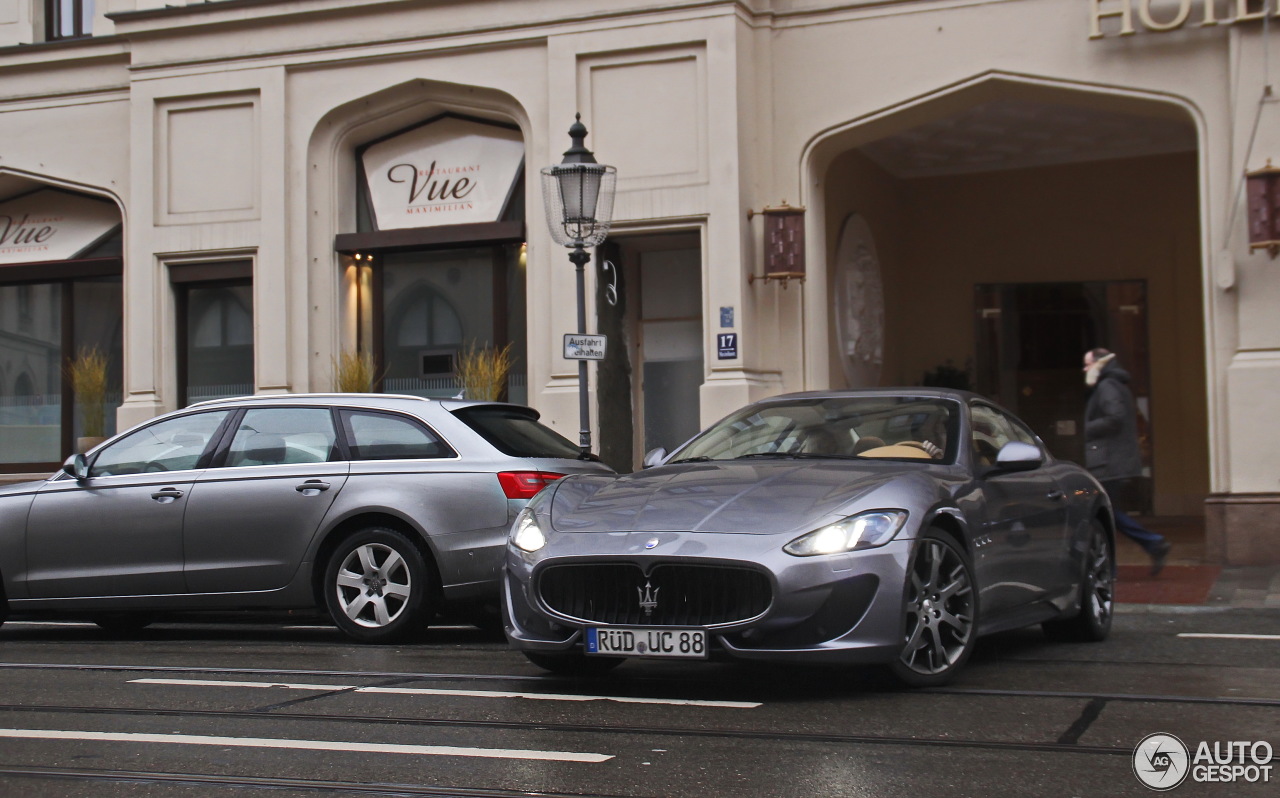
xmin=0 ymin=189 xmax=120 ymax=265
xmin=361 ymin=116 xmax=524 ymax=230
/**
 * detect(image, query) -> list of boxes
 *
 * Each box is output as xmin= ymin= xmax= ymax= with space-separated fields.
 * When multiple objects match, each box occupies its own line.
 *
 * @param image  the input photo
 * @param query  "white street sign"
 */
xmin=564 ymin=334 xmax=607 ymax=361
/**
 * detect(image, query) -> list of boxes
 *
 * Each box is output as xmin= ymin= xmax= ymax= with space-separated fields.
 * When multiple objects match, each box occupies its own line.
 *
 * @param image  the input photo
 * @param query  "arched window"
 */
xmin=390 ymin=284 xmax=463 ymax=350
xmin=13 ymin=371 xmax=35 ymax=398
xmin=191 ymin=288 xmax=253 ymax=349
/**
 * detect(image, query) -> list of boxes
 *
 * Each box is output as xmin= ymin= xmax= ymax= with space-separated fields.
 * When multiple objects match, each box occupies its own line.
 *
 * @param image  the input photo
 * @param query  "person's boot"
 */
xmin=1150 ymin=541 xmax=1172 ymax=576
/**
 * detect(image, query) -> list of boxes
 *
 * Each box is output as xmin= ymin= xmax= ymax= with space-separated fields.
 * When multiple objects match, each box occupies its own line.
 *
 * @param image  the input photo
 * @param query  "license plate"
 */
xmin=585 ymin=627 xmax=708 ymax=659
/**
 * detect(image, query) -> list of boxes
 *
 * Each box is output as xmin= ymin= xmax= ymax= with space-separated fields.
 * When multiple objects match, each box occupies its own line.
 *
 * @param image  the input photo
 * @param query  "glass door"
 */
xmin=177 ymin=282 xmax=254 ymax=407
xmin=975 ymin=280 xmax=1152 ymax=509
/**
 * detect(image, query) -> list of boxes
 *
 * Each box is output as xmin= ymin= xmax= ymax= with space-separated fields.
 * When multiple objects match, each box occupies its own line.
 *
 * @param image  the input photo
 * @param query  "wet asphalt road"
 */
xmin=0 ymin=607 xmax=1277 ymax=798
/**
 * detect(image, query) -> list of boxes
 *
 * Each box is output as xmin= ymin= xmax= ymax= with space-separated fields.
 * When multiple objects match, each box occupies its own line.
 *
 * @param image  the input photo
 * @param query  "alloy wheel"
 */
xmin=334 ymin=542 xmax=413 ymax=628
xmin=899 ymin=536 xmax=976 ymax=677
xmin=1085 ymin=527 xmax=1114 ymax=629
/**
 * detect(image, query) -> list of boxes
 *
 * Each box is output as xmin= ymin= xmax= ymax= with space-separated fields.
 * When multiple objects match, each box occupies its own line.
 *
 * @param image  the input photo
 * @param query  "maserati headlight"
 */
xmin=511 ymin=507 xmax=547 ymax=553
xmin=783 ymin=510 xmax=908 ymax=556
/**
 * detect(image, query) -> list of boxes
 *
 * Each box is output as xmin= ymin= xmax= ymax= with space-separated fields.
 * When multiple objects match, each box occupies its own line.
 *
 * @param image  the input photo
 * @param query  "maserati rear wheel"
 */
xmin=1043 ymin=520 xmax=1114 ymax=643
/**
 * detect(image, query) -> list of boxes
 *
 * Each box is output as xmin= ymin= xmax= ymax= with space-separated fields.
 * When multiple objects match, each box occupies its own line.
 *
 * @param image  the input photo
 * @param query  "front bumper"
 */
xmin=503 ymin=532 xmax=913 ymax=666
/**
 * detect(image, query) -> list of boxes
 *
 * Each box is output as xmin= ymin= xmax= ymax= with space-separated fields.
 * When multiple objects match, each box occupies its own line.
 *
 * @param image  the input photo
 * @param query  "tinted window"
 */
xmin=970 ymin=404 xmax=1020 ymax=467
xmin=225 ymin=408 xmax=337 ymax=467
xmin=451 ymin=406 xmax=580 ymax=459
xmin=341 ymin=410 xmax=454 ymax=460
xmin=999 ymin=409 xmax=1041 ymax=448
xmin=90 ymin=410 xmax=230 ymax=477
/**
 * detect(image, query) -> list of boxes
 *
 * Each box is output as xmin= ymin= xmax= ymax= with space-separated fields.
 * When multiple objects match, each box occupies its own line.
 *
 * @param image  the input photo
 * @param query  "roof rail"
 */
xmin=187 ymin=393 xmax=435 ymax=408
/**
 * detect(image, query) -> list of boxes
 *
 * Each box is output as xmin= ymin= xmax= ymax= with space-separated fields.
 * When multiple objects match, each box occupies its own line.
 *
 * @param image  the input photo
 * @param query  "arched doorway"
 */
xmin=815 ymin=77 xmax=1209 ymax=549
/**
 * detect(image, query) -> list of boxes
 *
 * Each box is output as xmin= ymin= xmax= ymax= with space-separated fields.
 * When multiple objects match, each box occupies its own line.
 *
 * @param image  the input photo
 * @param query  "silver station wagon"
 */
xmin=0 ymin=394 xmax=612 ymax=642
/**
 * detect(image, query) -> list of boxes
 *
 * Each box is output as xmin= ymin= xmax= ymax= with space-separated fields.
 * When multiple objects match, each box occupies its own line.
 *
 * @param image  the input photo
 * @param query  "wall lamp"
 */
xmin=1247 ymin=161 xmax=1280 ymax=258
xmin=748 ymin=201 xmax=806 ymax=288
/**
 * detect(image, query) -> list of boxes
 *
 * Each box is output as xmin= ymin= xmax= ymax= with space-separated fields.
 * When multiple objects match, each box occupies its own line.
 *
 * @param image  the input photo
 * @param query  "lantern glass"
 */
xmin=541 ymin=163 xmax=616 ymax=247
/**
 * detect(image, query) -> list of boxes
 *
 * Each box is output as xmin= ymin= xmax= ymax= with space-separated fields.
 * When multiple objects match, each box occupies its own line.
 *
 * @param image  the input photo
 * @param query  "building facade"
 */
xmin=0 ymin=0 xmax=1277 ymax=563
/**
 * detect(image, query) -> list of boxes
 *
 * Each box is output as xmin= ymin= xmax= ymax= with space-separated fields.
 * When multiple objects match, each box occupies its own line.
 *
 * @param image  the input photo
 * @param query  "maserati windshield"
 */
xmin=672 ymin=396 xmax=959 ymax=465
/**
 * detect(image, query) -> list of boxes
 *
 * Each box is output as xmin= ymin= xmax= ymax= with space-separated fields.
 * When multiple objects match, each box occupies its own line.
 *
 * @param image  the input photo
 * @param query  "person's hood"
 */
xmin=1086 ymin=353 xmax=1123 ymax=387
xmin=1096 ymin=360 xmax=1131 ymax=386
xmin=544 ymin=460 xmax=941 ymax=536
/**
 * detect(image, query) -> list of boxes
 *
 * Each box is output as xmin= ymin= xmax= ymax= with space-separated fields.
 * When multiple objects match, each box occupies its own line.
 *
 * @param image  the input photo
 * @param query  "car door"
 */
xmin=998 ymin=408 xmax=1075 ymax=596
xmin=969 ymin=403 xmax=1068 ymax=615
xmin=23 ymin=410 xmax=231 ymax=599
xmin=181 ymin=406 xmax=349 ymax=594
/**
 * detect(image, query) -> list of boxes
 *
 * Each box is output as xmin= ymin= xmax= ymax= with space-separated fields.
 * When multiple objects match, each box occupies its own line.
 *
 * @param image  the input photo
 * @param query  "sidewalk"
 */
xmin=1115 ymin=515 xmax=1280 ymax=609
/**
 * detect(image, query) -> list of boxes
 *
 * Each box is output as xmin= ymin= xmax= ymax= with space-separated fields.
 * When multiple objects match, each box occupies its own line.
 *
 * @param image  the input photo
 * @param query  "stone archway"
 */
xmin=804 ymin=74 xmax=1209 ymax=530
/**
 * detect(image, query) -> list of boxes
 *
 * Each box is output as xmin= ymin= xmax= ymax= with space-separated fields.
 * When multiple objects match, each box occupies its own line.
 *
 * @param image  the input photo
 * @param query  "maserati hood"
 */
xmin=548 ymin=460 xmax=930 ymax=535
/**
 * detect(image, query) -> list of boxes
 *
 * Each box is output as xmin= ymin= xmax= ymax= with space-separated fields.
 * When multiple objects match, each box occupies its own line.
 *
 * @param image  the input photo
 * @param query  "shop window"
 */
xmin=0 ymin=276 xmax=123 ymax=469
xmin=17 ymin=285 xmax=33 ymax=331
xmin=370 ymin=245 xmax=526 ymax=402
xmin=171 ymin=261 xmax=254 ymax=407
xmin=46 ymin=0 xmax=94 ymax=41
xmin=337 ymin=113 xmax=529 ymax=403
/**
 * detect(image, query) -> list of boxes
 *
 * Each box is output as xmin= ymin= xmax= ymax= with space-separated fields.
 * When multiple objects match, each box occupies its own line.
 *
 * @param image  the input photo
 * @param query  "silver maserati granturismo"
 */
xmin=503 ymin=389 xmax=1116 ymax=686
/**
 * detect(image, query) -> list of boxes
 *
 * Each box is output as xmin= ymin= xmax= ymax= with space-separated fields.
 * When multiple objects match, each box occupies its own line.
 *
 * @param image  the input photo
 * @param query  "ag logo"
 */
xmin=1133 ymin=733 xmax=1190 ymax=791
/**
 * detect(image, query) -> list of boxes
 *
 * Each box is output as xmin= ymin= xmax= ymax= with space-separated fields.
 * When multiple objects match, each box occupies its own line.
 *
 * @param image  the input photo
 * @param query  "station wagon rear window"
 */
xmin=451 ymin=406 xmax=580 ymax=459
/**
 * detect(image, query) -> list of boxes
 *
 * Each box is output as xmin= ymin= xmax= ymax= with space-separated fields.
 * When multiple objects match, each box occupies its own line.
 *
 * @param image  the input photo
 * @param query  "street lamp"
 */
xmin=541 ymin=114 xmax=617 ymax=457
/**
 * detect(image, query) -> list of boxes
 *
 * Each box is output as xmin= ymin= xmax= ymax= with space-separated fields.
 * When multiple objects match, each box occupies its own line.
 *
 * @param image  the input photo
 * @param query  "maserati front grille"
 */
xmin=536 ymin=562 xmax=772 ymax=626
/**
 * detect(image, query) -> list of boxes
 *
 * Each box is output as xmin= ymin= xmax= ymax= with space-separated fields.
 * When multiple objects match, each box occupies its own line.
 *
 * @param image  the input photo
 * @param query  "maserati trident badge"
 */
xmin=638 ymin=581 xmax=660 ymax=617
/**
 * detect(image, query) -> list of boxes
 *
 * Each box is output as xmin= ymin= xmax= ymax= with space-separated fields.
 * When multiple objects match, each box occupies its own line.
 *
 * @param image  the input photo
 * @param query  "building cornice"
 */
xmin=0 ymin=35 xmax=128 ymax=67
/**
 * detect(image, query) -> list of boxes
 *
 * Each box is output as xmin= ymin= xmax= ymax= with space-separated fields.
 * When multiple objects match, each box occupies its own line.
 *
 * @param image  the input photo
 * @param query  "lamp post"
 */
xmin=541 ymin=114 xmax=617 ymax=457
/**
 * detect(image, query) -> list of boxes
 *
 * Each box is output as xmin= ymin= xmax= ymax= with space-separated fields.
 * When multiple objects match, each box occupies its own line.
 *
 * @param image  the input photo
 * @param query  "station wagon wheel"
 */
xmin=890 ymin=529 xmax=977 ymax=687
xmin=323 ymin=527 xmax=432 ymax=644
xmin=1043 ymin=520 xmax=1114 ymax=643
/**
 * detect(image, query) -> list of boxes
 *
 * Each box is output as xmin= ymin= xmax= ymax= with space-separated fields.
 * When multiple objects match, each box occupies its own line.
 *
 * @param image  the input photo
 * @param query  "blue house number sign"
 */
xmin=717 ymin=333 xmax=738 ymax=360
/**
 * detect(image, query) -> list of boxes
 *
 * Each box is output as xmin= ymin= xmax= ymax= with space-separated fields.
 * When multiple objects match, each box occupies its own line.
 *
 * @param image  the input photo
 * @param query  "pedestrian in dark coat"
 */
xmin=1083 ymin=348 xmax=1171 ymax=575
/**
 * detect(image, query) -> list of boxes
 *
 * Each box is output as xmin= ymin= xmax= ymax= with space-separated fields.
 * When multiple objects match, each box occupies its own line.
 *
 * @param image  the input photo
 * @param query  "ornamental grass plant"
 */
xmin=66 ymin=347 xmax=109 ymax=438
xmin=455 ymin=341 xmax=513 ymax=401
xmin=332 ymin=350 xmax=379 ymax=393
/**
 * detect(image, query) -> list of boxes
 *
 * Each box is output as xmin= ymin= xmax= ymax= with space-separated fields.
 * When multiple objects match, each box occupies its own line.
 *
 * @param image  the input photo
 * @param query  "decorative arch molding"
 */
xmin=801 ymin=71 xmax=1206 ymax=189
xmin=307 ymin=78 xmax=531 ymax=244
xmin=796 ymin=70 xmax=1210 ymax=393
xmin=0 ymin=167 xmax=126 ymax=221
xmin=303 ymin=78 xmax=532 ymax=392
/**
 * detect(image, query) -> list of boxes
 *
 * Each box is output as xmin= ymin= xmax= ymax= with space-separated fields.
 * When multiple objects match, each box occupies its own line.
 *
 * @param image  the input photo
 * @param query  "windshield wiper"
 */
xmin=736 ymin=452 xmax=865 ymax=460
xmin=668 ymin=455 xmax=714 ymax=464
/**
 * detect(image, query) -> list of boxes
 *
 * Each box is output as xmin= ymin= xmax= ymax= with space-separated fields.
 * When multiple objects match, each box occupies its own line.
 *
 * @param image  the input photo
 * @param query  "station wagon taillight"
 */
xmin=497 ymin=471 xmax=566 ymax=500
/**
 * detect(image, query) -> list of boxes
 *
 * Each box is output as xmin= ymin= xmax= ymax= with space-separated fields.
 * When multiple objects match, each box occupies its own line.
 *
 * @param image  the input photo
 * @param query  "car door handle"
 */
xmin=1046 ymin=490 xmax=1065 ymax=501
xmin=296 ymin=480 xmax=331 ymax=494
xmin=150 ymin=488 xmax=184 ymax=503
